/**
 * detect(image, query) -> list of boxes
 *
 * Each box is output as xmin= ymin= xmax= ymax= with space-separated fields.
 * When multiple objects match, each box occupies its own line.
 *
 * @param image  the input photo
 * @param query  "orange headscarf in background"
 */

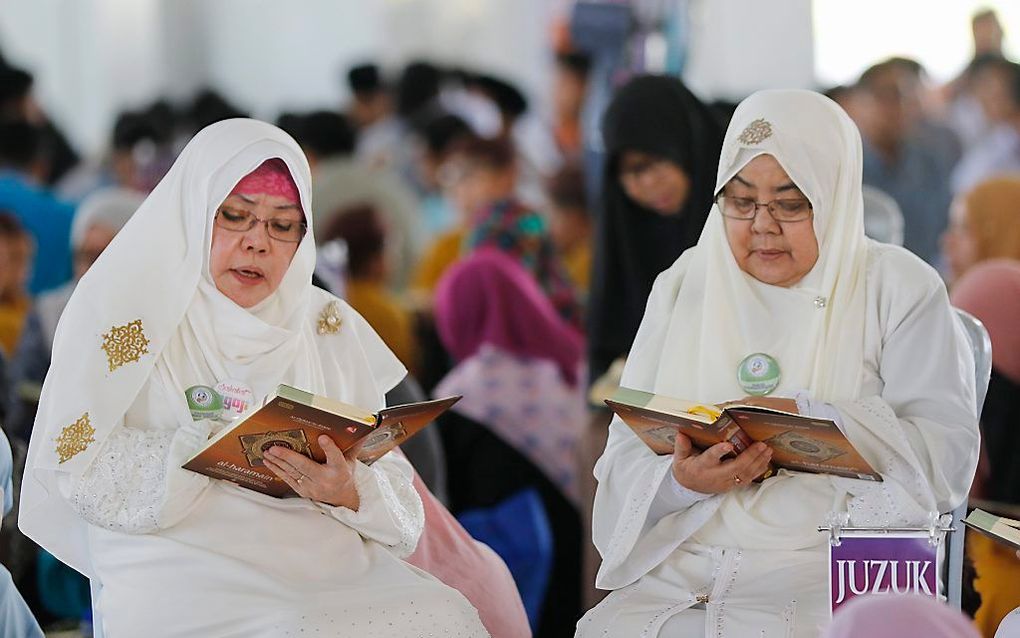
xmin=963 ymin=176 xmax=1020 ymax=263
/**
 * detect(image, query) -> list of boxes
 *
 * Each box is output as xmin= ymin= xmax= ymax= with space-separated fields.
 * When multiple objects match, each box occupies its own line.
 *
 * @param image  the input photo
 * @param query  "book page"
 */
xmin=611 ymin=387 xmax=719 ymax=423
xmin=965 ymin=509 xmax=1020 ymax=551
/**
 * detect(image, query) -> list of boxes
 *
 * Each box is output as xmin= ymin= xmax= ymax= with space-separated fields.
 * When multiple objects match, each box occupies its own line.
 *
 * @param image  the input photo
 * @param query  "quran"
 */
xmin=605 ymin=387 xmax=881 ymax=481
xmin=183 ymin=384 xmax=459 ymax=497
xmin=963 ymin=509 xmax=1020 ymax=551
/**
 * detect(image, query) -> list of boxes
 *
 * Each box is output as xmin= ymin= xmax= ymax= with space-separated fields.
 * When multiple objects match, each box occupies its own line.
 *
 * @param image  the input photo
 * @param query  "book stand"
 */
xmin=817 ymin=510 xmax=955 ymax=547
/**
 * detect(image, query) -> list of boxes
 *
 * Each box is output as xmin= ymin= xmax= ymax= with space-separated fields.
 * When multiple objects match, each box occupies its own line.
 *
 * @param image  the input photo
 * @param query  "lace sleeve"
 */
xmin=66 ymin=421 xmax=212 ymax=534
xmin=319 ymin=452 xmax=424 ymax=558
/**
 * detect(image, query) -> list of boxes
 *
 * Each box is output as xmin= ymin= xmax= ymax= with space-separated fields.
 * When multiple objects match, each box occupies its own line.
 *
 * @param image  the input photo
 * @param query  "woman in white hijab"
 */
xmin=578 ymin=90 xmax=979 ymax=637
xmin=18 ymin=119 xmax=488 ymax=637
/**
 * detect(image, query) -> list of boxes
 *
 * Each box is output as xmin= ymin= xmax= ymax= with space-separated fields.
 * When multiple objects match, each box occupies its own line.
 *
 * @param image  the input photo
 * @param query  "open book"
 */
xmin=963 ymin=509 xmax=1020 ymax=551
xmin=183 ymin=384 xmax=460 ymax=498
xmin=605 ymin=387 xmax=881 ymax=481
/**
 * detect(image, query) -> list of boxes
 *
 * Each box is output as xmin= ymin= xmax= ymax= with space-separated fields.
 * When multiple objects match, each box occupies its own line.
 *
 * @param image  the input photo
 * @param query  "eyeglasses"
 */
xmin=715 ymin=195 xmax=813 ymax=223
xmin=215 ymin=207 xmax=307 ymax=243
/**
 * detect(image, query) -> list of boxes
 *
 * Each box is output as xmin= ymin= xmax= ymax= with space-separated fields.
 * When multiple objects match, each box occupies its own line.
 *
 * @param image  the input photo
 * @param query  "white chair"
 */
xmin=862 ymin=185 xmax=905 ymax=246
xmin=945 ymin=308 xmax=993 ymax=610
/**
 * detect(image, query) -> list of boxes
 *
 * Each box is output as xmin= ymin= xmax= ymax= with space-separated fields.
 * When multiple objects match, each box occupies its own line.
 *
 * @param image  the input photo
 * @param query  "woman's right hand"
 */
xmin=671 ymin=432 xmax=772 ymax=494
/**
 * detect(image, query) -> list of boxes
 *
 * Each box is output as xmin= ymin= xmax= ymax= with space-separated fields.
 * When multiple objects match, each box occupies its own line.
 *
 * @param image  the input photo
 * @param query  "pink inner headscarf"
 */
xmin=950 ymin=259 xmax=1020 ymax=385
xmin=823 ymin=594 xmax=980 ymax=638
xmin=229 ymin=158 xmax=301 ymax=207
xmin=434 ymin=248 xmax=583 ymax=386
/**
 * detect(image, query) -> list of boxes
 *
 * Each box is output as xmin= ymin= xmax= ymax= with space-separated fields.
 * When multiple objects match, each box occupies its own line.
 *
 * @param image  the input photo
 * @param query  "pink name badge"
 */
xmin=215 ymin=380 xmax=255 ymax=421
xmin=829 ymin=533 xmax=939 ymax=614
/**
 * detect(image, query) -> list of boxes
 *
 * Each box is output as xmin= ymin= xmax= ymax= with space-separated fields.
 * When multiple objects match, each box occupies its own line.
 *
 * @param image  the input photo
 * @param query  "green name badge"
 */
xmin=737 ymin=353 xmax=781 ymax=396
xmin=185 ymin=385 xmax=223 ymax=420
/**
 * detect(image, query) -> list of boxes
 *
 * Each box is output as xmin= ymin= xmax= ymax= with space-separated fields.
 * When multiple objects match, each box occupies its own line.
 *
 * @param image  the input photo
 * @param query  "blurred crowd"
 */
xmin=0 ymin=5 xmax=1018 ymax=638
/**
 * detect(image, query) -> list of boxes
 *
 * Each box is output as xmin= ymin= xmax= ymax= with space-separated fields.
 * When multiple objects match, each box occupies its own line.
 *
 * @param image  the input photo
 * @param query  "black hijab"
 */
xmin=587 ymin=75 xmax=724 ymax=385
xmin=980 ymin=368 xmax=1020 ymax=505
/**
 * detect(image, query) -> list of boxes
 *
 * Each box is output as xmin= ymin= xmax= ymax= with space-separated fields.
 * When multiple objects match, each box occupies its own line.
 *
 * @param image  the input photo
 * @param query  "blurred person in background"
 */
xmin=433 ymin=248 xmax=585 ymax=638
xmin=0 ymin=120 xmax=74 ymax=294
xmin=552 ymin=52 xmax=591 ymax=162
xmin=411 ymin=135 xmax=519 ymax=298
xmin=0 ymin=214 xmax=32 ymax=356
xmin=944 ymin=9 xmax=1008 ymax=149
xmin=951 ymin=260 xmax=1020 ymax=638
xmin=460 ymin=136 xmax=580 ymax=328
xmin=822 ymin=593 xmax=980 ymax=638
xmin=5 ymin=188 xmax=144 ymax=444
xmin=471 ymin=72 xmax=562 ymax=208
xmin=177 ymin=89 xmax=248 ymax=145
xmin=855 ymin=59 xmax=953 ymax=266
xmin=287 ymin=110 xmax=423 ymax=291
xmin=952 ymin=58 xmax=1020 ymax=194
xmin=884 ymin=57 xmax=962 ymax=175
xmin=321 ymin=204 xmax=417 ymax=372
xmin=412 ymin=112 xmax=473 ymax=241
xmin=0 ymin=65 xmax=78 ymax=187
xmin=58 ymin=106 xmax=177 ymax=201
xmin=346 ymin=63 xmax=400 ymax=168
xmin=0 ymin=426 xmax=43 ymax=638
xmin=942 ymin=175 xmax=1020 ymax=284
xmin=547 ymin=163 xmax=592 ymax=298
xmin=588 ymin=75 xmax=723 ymax=388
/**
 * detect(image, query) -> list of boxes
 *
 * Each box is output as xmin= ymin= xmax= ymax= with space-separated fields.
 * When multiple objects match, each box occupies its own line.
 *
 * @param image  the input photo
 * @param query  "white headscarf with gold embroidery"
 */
xmin=20 ymin=119 xmax=405 ymax=574
xmin=642 ymin=89 xmax=868 ymax=405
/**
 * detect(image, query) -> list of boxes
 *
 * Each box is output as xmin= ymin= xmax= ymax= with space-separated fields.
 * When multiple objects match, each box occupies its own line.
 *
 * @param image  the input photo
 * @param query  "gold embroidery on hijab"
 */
xmin=56 ymin=413 xmax=95 ymax=463
xmin=101 ymin=319 xmax=151 ymax=372
xmin=738 ymin=119 xmax=774 ymax=145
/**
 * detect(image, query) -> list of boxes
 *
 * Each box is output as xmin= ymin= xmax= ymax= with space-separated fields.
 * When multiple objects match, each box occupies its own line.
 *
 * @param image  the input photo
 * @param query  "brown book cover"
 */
xmin=606 ymin=387 xmax=882 ymax=482
xmin=183 ymin=384 xmax=460 ymax=498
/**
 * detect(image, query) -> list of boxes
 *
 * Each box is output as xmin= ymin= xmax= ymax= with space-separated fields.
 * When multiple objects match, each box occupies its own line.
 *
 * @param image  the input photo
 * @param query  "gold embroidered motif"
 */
xmin=55 ymin=413 xmax=95 ymax=464
xmin=737 ymin=118 xmax=773 ymax=145
xmin=317 ymin=301 xmax=343 ymax=335
xmin=101 ymin=319 xmax=150 ymax=372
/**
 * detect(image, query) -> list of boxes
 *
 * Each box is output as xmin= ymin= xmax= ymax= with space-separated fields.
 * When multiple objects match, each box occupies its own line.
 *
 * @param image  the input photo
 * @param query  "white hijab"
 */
xmin=20 ymin=119 xmax=405 ymax=575
xmin=642 ymin=89 xmax=868 ymax=404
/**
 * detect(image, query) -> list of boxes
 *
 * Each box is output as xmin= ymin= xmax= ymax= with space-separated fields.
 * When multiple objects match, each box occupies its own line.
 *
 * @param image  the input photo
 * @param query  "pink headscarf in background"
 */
xmin=406 ymin=471 xmax=531 ymax=638
xmin=823 ymin=595 xmax=980 ymax=638
xmin=950 ymin=259 xmax=1020 ymax=385
xmin=433 ymin=248 xmax=587 ymax=503
xmin=434 ymin=247 xmax=583 ymax=386
xmin=228 ymin=158 xmax=302 ymax=207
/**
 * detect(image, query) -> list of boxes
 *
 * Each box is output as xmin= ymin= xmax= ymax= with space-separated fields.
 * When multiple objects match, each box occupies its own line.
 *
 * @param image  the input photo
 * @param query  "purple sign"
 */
xmin=828 ymin=534 xmax=940 ymax=614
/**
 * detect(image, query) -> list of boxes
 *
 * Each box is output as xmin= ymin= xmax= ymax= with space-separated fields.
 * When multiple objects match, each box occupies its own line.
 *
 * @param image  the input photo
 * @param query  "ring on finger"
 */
xmin=296 ymin=474 xmax=306 ymax=485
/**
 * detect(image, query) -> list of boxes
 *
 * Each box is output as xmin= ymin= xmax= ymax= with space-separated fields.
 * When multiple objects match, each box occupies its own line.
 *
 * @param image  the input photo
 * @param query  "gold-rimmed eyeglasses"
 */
xmin=715 ymin=195 xmax=813 ymax=223
xmin=214 ymin=207 xmax=307 ymax=243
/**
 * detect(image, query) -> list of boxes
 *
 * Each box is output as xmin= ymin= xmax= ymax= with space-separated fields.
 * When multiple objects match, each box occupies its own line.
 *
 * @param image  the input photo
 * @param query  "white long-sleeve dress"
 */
xmin=578 ymin=244 xmax=979 ymax=638
xmin=59 ymin=299 xmax=488 ymax=638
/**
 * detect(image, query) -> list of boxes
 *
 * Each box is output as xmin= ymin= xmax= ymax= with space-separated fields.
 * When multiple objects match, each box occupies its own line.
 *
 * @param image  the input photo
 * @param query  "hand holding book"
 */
xmin=606 ymin=387 xmax=882 ymax=482
xmin=182 ymin=384 xmax=461 ymax=499
xmin=263 ymin=434 xmax=359 ymax=509
xmin=671 ymin=432 xmax=773 ymax=493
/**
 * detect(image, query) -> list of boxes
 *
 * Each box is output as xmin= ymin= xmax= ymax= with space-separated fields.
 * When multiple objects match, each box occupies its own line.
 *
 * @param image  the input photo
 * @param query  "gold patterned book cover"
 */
xmin=607 ymin=387 xmax=882 ymax=482
xmin=183 ymin=384 xmax=460 ymax=498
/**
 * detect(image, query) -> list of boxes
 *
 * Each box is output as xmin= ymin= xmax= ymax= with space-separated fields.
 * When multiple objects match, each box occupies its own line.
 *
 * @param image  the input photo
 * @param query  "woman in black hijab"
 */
xmin=587 ymin=76 xmax=724 ymax=385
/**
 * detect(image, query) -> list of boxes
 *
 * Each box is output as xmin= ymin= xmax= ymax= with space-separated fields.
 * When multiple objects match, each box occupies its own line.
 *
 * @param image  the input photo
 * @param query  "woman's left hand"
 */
xmin=263 ymin=436 xmax=360 ymax=510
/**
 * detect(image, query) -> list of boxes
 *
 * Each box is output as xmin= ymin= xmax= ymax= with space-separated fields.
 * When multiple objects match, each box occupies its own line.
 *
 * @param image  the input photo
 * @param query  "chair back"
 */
xmin=945 ymin=308 xmax=993 ymax=609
